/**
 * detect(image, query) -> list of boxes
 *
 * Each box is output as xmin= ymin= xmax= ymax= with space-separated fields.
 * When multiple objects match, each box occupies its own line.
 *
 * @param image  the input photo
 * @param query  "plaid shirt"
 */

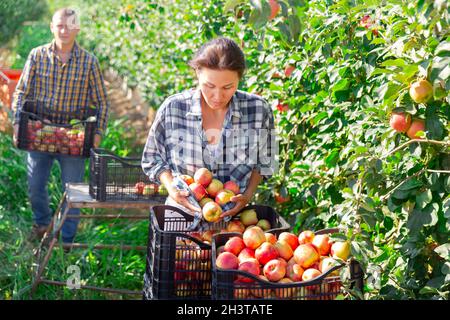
xmin=12 ymin=41 xmax=109 ymax=135
xmin=142 ymin=89 xmax=277 ymax=193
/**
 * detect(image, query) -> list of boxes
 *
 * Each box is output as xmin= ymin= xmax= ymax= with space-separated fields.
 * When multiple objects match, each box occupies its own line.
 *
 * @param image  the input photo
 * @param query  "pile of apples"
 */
xmin=179 ymin=168 xmax=242 ymax=223
xmin=169 ymin=209 xmax=273 ymax=297
xmin=215 ymin=227 xmax=351 ymax=299
xmin=134 ymin=182 xmax=168 ymax=196
xmin=26 ymin=120 xmax=85 ymax=156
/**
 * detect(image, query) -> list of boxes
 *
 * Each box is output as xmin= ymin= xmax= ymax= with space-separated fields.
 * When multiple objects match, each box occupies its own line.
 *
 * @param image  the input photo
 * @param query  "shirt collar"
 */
xmin=187 ymin=88 xmax=243 ymax=119
xmin=47 ymin=40 xmax=80 ymax=58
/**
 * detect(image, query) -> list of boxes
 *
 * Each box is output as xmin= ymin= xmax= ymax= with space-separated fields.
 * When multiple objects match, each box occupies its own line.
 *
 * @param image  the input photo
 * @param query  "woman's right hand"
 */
xmin=167 ymin=186 xmax=202 ymax=213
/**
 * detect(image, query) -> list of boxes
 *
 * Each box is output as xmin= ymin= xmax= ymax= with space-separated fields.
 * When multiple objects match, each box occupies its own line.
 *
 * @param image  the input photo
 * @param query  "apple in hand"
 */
xmin=206 ymin=179 xmax=223 ymax=198
xmin=194 ymin=168 xmax=213 ymax=187
xmin=202 ymin=201 xmax=222 ymax=223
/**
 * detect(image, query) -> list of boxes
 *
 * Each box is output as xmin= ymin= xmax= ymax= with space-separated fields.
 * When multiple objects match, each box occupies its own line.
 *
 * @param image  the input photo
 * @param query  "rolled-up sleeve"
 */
xmin=89 ymin=57 xmax=109 ymax=135
xmin=12 ymin=49 xmax=36 ymax=124
xmin=256 ymin=102 xmax=276 ymax=179
xmin=142 ymin=102 xmax=171 ymax=182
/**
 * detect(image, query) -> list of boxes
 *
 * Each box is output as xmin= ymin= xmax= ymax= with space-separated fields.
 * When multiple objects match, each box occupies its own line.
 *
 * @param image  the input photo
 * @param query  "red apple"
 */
xmin=223 ymin=181 xmax=240 ymax=194
xmin=237 ymin=258 xmax=260 ymax=283
xmin=216 ymin=252 xmax=239 ymax=270
xmin=284 ymin=65 xmax=295 ymax=78
xmin=239 ymin=209 xmax=258 ymax=226
xmin=268 ymin=0 xmax=280 ymax=20
xmin=293 ymin=244 xmax=320 ymax=269
xmin=319 ymin=257 xmax=340 ymax=276
xmin=311 ymin=234 xmax=332 ymax=256
xmin=302 ymin=268 xmax=322 ymax=281
xmin=276 ymin=103 xmax=289 ymax=113
xmin=243 ymin=226 xmax=266 ymax=250
xmin=206 ymin=178 xmax=223 ymax=198
xmin=201 ymin=230 xmax=216 ymax=243
xmin=224 ymin=236 xmax=246 ymax=256
xmin=194 ymin=168 xmax=213 ymax=187
xmin=330 ymin=241 xmax=351 ymax=261
xmin=263 ymin=258 xmax=286 ymax=282
xmin=279 ymin=232 xmax=299 ymax=251
xmin=135 ymin=182 xmax=145 ymax=195
xmin=359 ymin=15 xmax=373 ymax=28
xmin=406 ymin=119 xmax=426 ymax=140
xmin=286 ymin=263 xmax=304 ymax=282
xmin=215 ymin=190 xmax=235 ymax=206
xmin=189 ymin=182 xmax=207 ymax=201
xmin=298 ymin=230 xmax=315 ymax=245
xmin=180 ymin=174 xmax=194 ymax=185
xmin=390 ymin=112 xmax=411 ymax=133
xmin=226 ymin=220 xmax=245 ymax=233
xmin=255 ymin=242 xmax=279 ymax=265
xmin=238 ymin=247 xmax=256 ymax=263
xmin=265 ymin=233 xmax=277 ymax=245
xmin=274 ymin=240 xmax=294 ymax=261
xmin=202 ymin=201 xmax=222 ymax=223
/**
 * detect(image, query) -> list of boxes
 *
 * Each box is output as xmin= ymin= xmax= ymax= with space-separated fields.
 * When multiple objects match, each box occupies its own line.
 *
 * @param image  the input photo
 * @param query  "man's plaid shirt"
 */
xmin=142 ymin=89 xmax=277 ymax=193
xmin=12 ymin=41 xmax=109 ymax=135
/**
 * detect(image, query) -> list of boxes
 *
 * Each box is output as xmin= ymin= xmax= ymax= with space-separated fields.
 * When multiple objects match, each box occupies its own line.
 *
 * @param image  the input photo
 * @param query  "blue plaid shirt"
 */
xmin=142 ymin=89 xmax=277 ymax=193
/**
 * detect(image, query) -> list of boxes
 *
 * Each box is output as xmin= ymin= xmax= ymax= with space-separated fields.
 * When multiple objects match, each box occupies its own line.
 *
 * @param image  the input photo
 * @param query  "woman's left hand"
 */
xmin=220 ymin=193 xmax=250 ymax=219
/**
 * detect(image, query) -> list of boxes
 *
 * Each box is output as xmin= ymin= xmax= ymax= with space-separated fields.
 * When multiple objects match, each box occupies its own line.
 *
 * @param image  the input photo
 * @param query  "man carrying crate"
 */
xmin=11 ymin=8 xmax=110 ymax=246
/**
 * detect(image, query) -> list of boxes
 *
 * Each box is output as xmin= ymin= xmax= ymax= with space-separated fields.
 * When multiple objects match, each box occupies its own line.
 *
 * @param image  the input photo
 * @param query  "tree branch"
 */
xmin=382 ymin=139 xmax=450 ymax=159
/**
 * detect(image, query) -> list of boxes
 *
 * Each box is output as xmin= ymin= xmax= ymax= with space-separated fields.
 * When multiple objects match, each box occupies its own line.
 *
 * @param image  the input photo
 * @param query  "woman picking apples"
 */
xmin=142 ymin=37 xmax=276 ymax=220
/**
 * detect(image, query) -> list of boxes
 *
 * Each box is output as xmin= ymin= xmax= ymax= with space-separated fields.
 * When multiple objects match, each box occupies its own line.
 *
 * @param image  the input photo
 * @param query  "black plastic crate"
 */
xmin=143 ymin=204 xmax=290 ymax=300
xmin=89 ymin=148 xmax=168 ymax=202
xmin=211 ymin=229 xmax=364 ymax=300
xmin=17 ymin=101 xmax=96 ymax=158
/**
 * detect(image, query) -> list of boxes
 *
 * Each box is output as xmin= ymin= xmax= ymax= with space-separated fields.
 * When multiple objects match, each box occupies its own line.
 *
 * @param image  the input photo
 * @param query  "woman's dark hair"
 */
xmin=189 ymin=37 xmax=246 ymax=78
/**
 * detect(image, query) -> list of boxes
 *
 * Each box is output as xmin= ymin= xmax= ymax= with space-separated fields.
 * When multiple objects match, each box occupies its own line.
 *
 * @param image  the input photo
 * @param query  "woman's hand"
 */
xmin=168 ymin=186 xmax=201 ymax=213
xmin=220 ymin=193 xmax=250 ymax=219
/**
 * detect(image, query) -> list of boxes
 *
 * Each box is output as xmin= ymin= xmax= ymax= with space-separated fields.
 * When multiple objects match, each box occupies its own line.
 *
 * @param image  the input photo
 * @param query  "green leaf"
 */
xmin=332 ymin=79 xmax=349 ymax=92
xmin=425 ymin=103 xmax=445 ymax=140
xmin=249 ymin=0 xmax=271 ymax=29
xmin=325 ymin=149 xmax=340 ymax=168
xmin=430 ymin=56 xmax=450 ymax=83
xmin=286 ymin=14 xmax=301 ymax=43
xmin=381 ymin=59 xmax=406 ymax=67
xmin=416 ymin=189 xmax=432 ymax=210
xmin=406 ymin=203 xmax=439 ymax=232
xmin=435 ymin=40 xmax=450 ymax=57
xmin=224 ymin=0 xmax=245 ymax=12
xmin=398 ymin=178 xmax=423 ymax=191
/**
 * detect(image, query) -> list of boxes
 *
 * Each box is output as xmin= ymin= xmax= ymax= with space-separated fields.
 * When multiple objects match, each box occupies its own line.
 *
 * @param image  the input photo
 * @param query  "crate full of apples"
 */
xmin=17 ymin=111 xmax=96 ymax=157
xmin=143 ymin=204 xmax=290 ymax=300
xmin=212 ymin=228 xmax=364 ymax=300
xmin=89 ymin=148 xmax=168 ymax=202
